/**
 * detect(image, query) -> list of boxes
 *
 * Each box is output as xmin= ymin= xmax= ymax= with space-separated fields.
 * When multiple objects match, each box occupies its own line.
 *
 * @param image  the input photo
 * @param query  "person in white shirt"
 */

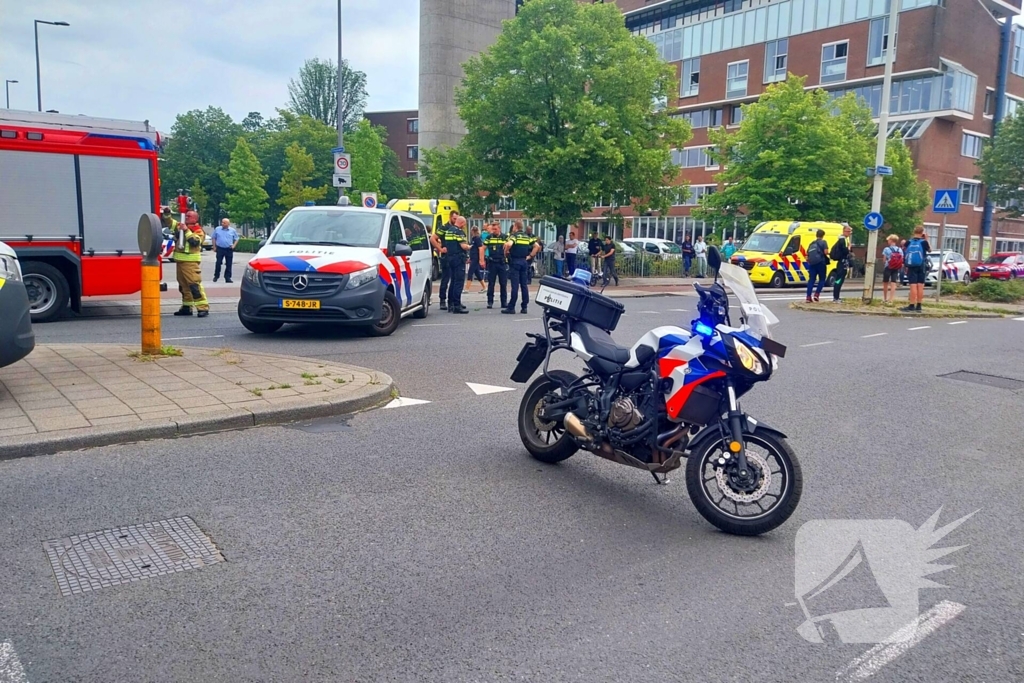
xmin=564 ymin=231 xmax=579 ymax=277
xmin=694 ymin=236 xmax=708 ymax=278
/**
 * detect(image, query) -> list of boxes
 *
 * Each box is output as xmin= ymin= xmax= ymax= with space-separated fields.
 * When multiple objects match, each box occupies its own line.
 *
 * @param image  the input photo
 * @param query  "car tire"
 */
xmin=412 ymin=284 xmax=430 ymax=319
xmin=22 ymin=261 xmax=69 ymax=323
xmin=366 ymin=290 xmax=401 ymax=337
xmin=824 ymin=271 xmax=837 ymax=288
xmin=962 ymin=273 xmax=971 ymax=284
xmin=769 ymin=271 xmax=786 ymax=289
xmin=240 ymin=318 xmax=283 ymax=334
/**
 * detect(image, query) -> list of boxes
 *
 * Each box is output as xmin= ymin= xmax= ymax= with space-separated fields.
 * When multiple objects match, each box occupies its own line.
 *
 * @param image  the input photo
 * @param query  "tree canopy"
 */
xmin=880 ymin=134 xmax=930 ymax=238
xmin=287 ymin=57 xmax=368 ymax=132
xmin=343 ymin=119 xmax=385 ymax=201
xmin=278 ymin=142 xmax=328 ymax=217
xmin=221 ymin=137 xmax=269 ymax=227
xmin=160 ymin=106 xmax=243 ymax=221
xmin=978 ymin=112 xmax=1024 ymax=218
xmin=421 ymin=0 xmax=690 ymax=227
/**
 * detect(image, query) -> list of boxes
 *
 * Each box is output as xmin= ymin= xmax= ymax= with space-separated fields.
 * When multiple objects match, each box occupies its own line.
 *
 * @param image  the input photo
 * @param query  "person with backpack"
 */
xmin=804 ymin=228 xmax=830 ymax=302
xmin=828 ymin=224 xmax=853 ymax=303
xmin=901 ymin=226 xmax=931 ymax=312
xmin=882 ymin=234 xmax=904 ymax=304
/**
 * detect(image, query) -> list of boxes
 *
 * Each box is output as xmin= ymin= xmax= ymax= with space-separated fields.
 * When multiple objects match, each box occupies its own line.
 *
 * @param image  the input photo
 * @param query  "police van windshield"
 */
xmin=742 ymin=233 xmax=788 ymax=254
xmin=270 ymin=210 xmax=385 ymax=248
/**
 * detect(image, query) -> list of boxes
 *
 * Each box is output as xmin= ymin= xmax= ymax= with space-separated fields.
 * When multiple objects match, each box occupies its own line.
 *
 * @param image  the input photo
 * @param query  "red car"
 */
xmin=971 ymin=252 xmax=1024 ymax=281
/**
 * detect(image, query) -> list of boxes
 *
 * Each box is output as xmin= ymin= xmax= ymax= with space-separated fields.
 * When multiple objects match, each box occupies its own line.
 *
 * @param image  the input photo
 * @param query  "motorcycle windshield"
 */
xmin=718 ymin=262 xmax=779 ymax=339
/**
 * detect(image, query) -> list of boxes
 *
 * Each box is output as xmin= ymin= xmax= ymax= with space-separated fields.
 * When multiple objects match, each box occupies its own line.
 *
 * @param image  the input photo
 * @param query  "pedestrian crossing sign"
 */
xmin=933 ymin=189 xmax=960 ymax=214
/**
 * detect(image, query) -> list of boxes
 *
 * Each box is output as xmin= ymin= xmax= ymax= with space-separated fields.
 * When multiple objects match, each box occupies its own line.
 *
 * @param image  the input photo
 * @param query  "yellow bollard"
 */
xmin=137 ymin=214 xmax=164 ymax=354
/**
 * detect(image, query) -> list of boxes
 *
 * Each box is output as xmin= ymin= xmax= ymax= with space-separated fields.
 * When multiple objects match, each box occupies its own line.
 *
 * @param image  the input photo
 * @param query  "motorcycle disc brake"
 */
xmin=715 ymin=450 xmax=772 ymax=504
xmin=532 ymin=398 xmax=558 ymax=432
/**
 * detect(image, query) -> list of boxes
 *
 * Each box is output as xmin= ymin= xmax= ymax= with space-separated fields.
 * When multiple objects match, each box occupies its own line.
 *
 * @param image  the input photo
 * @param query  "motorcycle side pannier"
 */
xmin=535 ymin=276 xmax=624 ymax=332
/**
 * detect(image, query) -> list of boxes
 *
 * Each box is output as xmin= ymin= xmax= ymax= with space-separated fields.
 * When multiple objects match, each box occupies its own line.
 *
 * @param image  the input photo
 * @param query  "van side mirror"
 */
xmin=393 ymin=242 xmax=413 ymax=257
xmin=257 ymin=239 xmax=267 ymax=250
xmin=707 ymin=246 xmax=722 ymax=271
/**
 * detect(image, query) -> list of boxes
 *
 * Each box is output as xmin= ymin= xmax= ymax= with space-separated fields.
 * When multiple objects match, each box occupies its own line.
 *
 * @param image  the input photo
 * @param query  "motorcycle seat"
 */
xmin=575 ymin=322 xmax=630 ymax=364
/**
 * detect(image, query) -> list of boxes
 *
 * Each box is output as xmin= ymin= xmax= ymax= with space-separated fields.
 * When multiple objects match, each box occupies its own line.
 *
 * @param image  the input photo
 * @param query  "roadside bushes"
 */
xmin=942 ymin=278 xmax=1024 ymax=303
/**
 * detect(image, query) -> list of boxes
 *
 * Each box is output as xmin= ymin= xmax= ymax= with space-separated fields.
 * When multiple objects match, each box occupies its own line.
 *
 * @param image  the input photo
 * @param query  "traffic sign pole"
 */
xmin=935 ymin=215 xmax=946 ymax=302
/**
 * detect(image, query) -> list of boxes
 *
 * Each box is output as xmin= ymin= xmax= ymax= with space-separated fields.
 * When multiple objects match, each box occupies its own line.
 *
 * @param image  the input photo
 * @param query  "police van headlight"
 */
xmin=243 ymin=265 xmax=260 ymax=286
xmin=0 ymin=254 xmax=23 ymax=282
xmin=345 ymin=266 xmax=377 ymax=290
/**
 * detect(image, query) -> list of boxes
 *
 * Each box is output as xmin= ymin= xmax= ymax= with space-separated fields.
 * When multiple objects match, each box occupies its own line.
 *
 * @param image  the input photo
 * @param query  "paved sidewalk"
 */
xmin=0 ymin=344 xmax=394 ymax=459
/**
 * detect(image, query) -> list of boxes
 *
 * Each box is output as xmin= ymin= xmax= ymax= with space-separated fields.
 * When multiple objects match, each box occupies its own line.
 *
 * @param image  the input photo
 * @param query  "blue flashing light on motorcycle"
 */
xmin=693 ymin=321 xmax=715 ymax=338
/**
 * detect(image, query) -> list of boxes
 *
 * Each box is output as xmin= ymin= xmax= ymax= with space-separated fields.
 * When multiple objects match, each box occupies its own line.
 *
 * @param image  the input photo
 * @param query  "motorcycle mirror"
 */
xmin=707 ymin=245 xmax=722 ymax=282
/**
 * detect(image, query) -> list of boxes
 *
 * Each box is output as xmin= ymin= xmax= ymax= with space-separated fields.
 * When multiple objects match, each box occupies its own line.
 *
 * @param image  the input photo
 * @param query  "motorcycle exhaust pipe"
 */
xmin=563 ymin=413 xmax=591 ymax=441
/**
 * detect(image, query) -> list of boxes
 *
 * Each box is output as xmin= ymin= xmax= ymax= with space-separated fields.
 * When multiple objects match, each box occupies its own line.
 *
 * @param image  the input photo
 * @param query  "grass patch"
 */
xmin=941 ymin=278 xmax=1024 ymax=303
xmin=304 ymin=379 xmax=322 ymax=386
xmin=128 ymin=346 xmax=184 ymax=361
xmin=792 ymin=299 xmax=1010 ymax=317
xmin=249 ymin=388 xmax=263 ymax=397
xmin=300 ymin=372 xmax=318 ymax=380
xmin=333 ymin=378 xmax=347 ymax=384
xmin=210 ymin=348 xmax=233 ymax=357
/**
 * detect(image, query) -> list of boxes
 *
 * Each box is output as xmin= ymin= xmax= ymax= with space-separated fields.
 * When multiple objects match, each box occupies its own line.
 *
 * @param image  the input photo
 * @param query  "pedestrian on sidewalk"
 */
xmin=173 ymin=210 xmax=210 ymax=318
xmin=722 ymin=236 xmax=737 ymax=262
xmin=901 ymin=227 xmax=931 ymax=313
xmin=882 ymin=234 xmax=904 ymax=304
xmin=212 ymin=218 xmax=239 ymax=283
xmin=588 ymin=232 xmax=602 ymax=274
xmin=829 ymin=224 xmax=853 ymax=303
xmin=804 ymin=229 xmax=829 ymax=303
xmin=553 ymin=235 xmax=566 ymax=278
xmin=681 ymin=236 xmax=695 ymax=276
xmin=600 ymin=235 xmax=619 ymax=287
xmin=444 ymin=216 xmax=471 ymax=313
xmin=565 ymin=231 xmax=579 ymax=277
xmin=465 ymin=226 xmax=487 ymax=293
xmin=694 ymin=235 xmax=708 ymax=278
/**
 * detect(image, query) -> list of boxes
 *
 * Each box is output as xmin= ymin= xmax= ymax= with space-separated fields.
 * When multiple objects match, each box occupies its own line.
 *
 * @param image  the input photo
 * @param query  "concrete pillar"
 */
xmin=418 ymin=0 xmax=517 ymax=154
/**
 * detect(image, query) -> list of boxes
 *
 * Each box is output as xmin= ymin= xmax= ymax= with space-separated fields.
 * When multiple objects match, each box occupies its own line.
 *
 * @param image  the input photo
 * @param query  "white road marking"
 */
xmin=861 ymin=333 xmax=888 ymax=338
xmin=411 ymin=323 xmax=458 ymax=327
xmin=760 ymin=296 xmax=810 ymax=301
xmin=383 ymin=397 xmax=431 ymax=409
xmin=0 ymin=641 xmax=28 ymax=683
xmin=640 ymin=310 xmax=661 ymax=314
xmin=466 ymin=382 xmax=516 ymax=396
xmin=513 ymin=318 xmax=541 ymax=322
xmin=668 ymin=308 xmax=689 ymax=312
xmin=908 ymin=326 xmax=931 ymax=331
xmin=163 ymin=335 xmax=225 ymax=341
xmin=836 ymin=600 xmax=966 ymax=682
xmin=800 ymin=341 xmax=834 ymax=348
xmin=947 ymin=321 xmax=968 ymax=325
xmin=1014 ymin=317 xmax=1024 ymax=321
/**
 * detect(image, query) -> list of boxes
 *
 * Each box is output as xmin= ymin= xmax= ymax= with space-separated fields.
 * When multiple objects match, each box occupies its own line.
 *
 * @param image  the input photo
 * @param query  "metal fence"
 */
xmin=533 ymin=253 xmax=711 ymax=280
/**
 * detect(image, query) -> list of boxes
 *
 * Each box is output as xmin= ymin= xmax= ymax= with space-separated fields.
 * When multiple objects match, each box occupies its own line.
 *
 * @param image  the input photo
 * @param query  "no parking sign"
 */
xmin=361 ymin=193 xmax=378 ymax=209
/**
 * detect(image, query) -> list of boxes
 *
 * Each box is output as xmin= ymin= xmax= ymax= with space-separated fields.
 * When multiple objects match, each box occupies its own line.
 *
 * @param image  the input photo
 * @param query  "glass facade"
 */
xmin=1013 ymin=26 xmax=1024 ymax=78
xmin=672 ymin=146 xmax=715 ymax=168
xmin=828 ymin=66 xmax=977 ymax=117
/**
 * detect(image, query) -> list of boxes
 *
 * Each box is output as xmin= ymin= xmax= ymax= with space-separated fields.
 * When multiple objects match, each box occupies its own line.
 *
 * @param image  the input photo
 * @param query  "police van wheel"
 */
xmin=413 ymin=284 xmax=431 ymax=319
xmin=366 ymin=291 xmax=401 ymax=337
xmin=769 ymin=271 xmax=786 ymax=289
xmin=23 ymin=262 xmax=69 ymax=323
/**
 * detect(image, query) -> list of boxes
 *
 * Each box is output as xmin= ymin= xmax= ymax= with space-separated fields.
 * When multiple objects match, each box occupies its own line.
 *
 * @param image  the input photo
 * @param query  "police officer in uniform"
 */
xmin=484 ymin=222 xmax=509 ymax=310
xmin=503 ymin=220 xmax=539 ymax=315
xmin=444 ymin=216 xmax=471 ymax=313
xmin=430 ymin=210 xmax=460 ymax=311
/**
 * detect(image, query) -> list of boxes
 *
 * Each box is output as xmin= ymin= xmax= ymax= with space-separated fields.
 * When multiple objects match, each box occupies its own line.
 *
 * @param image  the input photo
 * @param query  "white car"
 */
xmin=927 ymin=250 xmax=971 ymax=286
xmin=0 ymin=241 xmax=35 ymax=367
xmin=623 ymin=238 xmax=682 ymax=259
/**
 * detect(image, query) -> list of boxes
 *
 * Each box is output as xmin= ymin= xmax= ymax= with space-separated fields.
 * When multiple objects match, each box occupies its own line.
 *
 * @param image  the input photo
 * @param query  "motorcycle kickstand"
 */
xmin=651 ymin=471 xmax=670 ymax=485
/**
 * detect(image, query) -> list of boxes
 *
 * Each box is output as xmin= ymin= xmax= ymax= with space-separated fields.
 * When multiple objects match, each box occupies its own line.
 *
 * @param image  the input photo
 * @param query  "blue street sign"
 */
xmin=933 ymin=189 xmax=960 ymax=214
xmin=864 ymin=211 xmax=884 ymax=231
xmin=876 ymin=165 xmax=893 ymax=176
xmin=331 ymin=146 xmax=345 ymax=154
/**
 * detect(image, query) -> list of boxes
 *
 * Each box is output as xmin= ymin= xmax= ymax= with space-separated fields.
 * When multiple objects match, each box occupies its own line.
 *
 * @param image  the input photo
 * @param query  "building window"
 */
xmin=674 ymin=184 xmax=718 ymax=206
xmin=821 ymin=41 xmax=848 ymax=84
xmin=867 ymin=17 xmax=891 ymax=67
xmin=406 ymin=171 xmax=418 ymax=177
xmin=1013 ymin=26 xmax=1024 ymax=77
xmin=407 ymin=118 xmax=419 ymax=134
xmin=984 ymin=89 xmax=994 ymax=117
xmin=958 ymin=182 xmax=981 ymax=206
xmin=726 ymin=60 xmax=748 ymax=99
xmin=764 ymin=39 xmax=788 ymax=83
xmin=671 ymin=146 xmax=713 ymax=168
xmin=407 ymin=145 xmax=419 ymax=160
xmin=961 ymin=133 xmax=983 ymax=159
xmin=675 ymin=108 xmax=722 ymax=129
xmin=681 ymin=58 xmax=700 ymax=97
xmin=730 ymin=105 xmax=744 ymax=126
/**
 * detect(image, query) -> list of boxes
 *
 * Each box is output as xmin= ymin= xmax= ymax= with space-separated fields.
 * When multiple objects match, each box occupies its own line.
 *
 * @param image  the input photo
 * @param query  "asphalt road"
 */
xmin=3 ymin=293 xmax=1023 ymax=682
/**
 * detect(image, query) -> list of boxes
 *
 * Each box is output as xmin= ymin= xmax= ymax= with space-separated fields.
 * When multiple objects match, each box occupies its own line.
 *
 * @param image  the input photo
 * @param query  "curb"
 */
xmin=0 ymin=373 xmax=394 ymax=462
xmin=789 ymin=302 xmax=1007 ymax=319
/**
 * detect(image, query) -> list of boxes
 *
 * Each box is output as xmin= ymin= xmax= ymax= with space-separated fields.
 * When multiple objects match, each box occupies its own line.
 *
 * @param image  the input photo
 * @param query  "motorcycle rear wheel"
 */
xmin=518 ymin=370 xmax=580 ymax=464
xmin=685 ymin=429 xmax=802 ymax=536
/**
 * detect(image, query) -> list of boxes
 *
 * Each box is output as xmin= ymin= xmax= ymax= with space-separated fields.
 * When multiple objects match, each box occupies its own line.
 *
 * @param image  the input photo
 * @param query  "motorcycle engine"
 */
xmin=608 ymin=397 xmax=643 ymax=432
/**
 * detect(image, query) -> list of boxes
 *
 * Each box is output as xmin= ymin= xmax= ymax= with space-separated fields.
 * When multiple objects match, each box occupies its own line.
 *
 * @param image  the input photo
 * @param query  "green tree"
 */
xmin=189 ymin=179 xmax=209 ymax=219
xmin=160 ymin=107 xmax=243 ymax=221
xmin=342 ymin=119 xmax=385 ymax=201
xmin=697 ymin=76 xmax=874 ymax=226
xmin=287 ymin=57 xmax=368 ymax=132
xmin=881 ymin=134 xmax=930 ymax=238
xmin=427 ymin=0 xmax=689 ymax=230
xmin=380 ymin=145 xmax=416 ymax=202
xmin=419 ymin=145 xmax=496 ymax=216
xmin=978 ymin=112 xmax=1024 ymax=218
xmin=277 ymin=142 xmax=329 ymax=217
xmin=221 ymin=137 xmax=269 ymax=227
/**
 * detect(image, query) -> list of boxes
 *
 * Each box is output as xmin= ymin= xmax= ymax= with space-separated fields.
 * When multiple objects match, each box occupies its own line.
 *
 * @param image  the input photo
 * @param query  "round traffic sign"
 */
xmin=336 ymin=156 xmax=350 ymax=172
xmin=363 ymin=196 xmax=377 ymax=209
xmin=863 ymin=211 xmax=884 ymax=231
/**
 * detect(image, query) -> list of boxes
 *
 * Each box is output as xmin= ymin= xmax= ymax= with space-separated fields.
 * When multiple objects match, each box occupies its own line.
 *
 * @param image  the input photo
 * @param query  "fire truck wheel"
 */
xmin=22 ymin=262 xmax=69 ymax=323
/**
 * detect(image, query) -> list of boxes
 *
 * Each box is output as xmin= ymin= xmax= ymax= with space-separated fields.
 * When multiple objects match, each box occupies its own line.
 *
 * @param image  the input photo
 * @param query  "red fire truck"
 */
xmin=0 ymin=110 xmax=162 ymax=322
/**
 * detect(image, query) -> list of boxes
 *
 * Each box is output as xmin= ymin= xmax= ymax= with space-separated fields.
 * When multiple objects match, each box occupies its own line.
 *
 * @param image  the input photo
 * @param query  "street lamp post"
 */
xmin=4 ymin=80 xmax=17 ymax=109
xmin=337 ymin=0 xmax=345 ymax=198
xmin=34 ymin=19 xmax=70 ymax=112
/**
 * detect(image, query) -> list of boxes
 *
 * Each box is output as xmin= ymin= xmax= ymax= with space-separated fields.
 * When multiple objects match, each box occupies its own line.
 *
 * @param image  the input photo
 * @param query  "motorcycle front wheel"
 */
xmin=685 ymin=429 xmax=802 ymax=536
xmin=518 ymin=369 xmax=580 ymax=464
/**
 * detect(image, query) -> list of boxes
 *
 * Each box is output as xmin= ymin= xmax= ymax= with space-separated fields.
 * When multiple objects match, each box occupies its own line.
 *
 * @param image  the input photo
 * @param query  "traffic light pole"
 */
xmin=862 ymin=0 xmax=900 ymax=303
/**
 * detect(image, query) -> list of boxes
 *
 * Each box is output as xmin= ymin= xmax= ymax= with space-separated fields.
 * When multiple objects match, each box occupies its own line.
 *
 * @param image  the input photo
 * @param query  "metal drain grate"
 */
xmin=939 ymin=371 xmax=1024 ymax=391
xmin=43 ymin=516 xmax=223 ymax=597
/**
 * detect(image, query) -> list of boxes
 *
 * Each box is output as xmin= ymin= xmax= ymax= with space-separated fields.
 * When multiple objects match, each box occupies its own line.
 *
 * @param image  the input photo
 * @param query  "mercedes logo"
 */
xmin=292 ymin=275 xmax=309 ymax=291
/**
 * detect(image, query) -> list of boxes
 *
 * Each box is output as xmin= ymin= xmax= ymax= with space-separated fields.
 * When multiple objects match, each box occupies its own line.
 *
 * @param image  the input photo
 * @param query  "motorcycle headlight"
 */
xmin=345 ymin=266 xmax=378 ymax=290
xmin=734 ymin=341 xmax=764 ymax=374
xmin=0 ymin=254 xmax=23 ymax=282
xmin=243 ymin=265 xmax=261 ymax=286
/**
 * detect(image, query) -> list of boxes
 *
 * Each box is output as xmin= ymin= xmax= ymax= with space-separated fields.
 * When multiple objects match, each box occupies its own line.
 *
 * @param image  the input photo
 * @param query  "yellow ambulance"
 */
xmin=387 ymin=198 xmax=460 ymax=280
xmin=730 ymin=221 xmax=846 ymax=288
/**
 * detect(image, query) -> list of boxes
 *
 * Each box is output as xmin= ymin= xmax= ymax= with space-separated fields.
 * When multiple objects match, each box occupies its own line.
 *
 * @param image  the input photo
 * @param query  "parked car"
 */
xmin=901 ymin=250 xmax=971 ymax=286
xmin=971 ymin=252 xmax=1024 ymax=281
xmin=623 ymin=238 xmax=682 ymax=259
xmin=0 ymin=241 xmax=35 ymax=367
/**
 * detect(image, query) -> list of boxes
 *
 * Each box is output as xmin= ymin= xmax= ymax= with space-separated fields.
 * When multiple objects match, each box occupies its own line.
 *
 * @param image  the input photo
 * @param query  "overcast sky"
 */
xmin=0 ymin=0 xmax=419 ymax=132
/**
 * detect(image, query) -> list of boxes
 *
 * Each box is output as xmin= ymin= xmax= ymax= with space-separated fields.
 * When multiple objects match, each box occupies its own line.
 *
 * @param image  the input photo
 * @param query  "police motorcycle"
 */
xmin=511 ymin=247 xmax=801 ymax=536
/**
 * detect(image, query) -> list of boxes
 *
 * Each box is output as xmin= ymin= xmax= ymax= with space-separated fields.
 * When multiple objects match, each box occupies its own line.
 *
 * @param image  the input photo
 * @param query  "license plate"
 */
xmin=280 ymin=299 xmax=321 ymax=309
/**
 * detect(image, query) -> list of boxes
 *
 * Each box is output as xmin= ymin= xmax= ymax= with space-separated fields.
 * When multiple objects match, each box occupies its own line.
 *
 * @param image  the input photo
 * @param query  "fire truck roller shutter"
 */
xmin=0 ymin=150 xmax=80 ymax=240
xmin=78 ymin=155 xmax=152 ymax=254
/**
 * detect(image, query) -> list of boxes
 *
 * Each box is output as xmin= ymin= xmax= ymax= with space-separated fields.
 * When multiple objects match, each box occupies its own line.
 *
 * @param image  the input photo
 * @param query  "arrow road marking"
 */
xmin=0 ymin=642 xmax=28 ymax=683
xmin=466 ymin=382 xmax=516 ymax=396
xmin=384 ymin=397 xmax=431 ymax=409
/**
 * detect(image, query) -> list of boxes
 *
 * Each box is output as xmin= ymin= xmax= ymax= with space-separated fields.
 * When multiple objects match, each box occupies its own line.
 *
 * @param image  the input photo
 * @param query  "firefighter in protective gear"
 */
xmin=173 ymin=210 xmax=209 ymax=318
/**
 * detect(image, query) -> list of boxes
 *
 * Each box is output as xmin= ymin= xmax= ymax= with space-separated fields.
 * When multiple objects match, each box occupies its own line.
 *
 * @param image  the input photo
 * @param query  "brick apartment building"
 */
xmin=364 ymin=109 xmax=420 ymax=177
xmin=382 ymin=0 xmax=1024 ymax=259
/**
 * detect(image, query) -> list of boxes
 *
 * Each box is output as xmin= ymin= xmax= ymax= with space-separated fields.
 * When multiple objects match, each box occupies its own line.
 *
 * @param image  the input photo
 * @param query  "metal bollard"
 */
xmin=137 ymin=213 xmax=164 ymax=354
